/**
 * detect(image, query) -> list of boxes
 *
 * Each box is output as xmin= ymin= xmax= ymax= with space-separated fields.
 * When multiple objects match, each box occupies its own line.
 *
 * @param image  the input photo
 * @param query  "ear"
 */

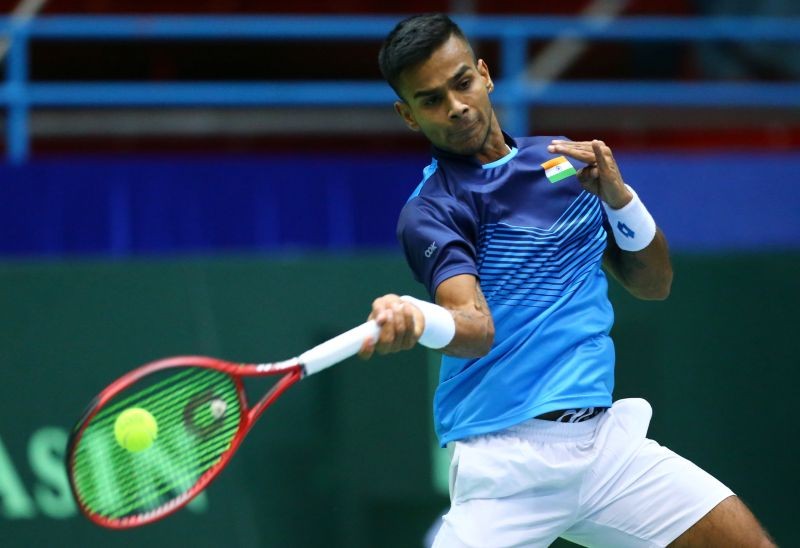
xmin=394 ymin=100 xmax=420 ymax=132
xmin=477 ymin=59 xmax=494 ymax=93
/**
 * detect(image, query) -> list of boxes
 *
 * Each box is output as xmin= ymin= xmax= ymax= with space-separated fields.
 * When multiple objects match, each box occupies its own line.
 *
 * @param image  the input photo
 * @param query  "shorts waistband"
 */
xmin=535 ymin=407 xmax=605 ymax=423
xmin=501 ymin=408 xmax=607 ymax=443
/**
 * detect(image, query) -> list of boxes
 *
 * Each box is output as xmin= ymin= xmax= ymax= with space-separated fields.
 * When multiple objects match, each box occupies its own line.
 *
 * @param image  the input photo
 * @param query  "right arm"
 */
xmin=358 ymin=274 xmax=494 ymax=359
xmin=435 ymin=274 xmax=494 ymax=357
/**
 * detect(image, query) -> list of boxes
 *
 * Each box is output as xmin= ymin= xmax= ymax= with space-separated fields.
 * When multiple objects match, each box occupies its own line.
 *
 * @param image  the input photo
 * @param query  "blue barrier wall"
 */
xmin=1 ymin=151 xmax=798 ymax=256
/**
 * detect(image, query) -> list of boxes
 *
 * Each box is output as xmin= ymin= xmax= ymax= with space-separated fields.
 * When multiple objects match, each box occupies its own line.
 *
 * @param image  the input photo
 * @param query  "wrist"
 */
xmin=602 ymin=184 xmax=656 ymax=252
xmin=604 ymin=185 xmax=634 ymax=210
xmin=399 ymin=296 xmax=456 ymax=349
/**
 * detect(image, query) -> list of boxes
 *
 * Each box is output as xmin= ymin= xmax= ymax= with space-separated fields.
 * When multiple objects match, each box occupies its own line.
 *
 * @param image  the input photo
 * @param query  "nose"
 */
xmin=447 ymin=93 xmax=469 ymax=119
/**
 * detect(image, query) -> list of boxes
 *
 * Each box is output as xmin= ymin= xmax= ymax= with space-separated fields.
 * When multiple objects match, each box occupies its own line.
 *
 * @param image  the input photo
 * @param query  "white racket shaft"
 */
xmin=299 ymin=320 xmax=380 ymax=376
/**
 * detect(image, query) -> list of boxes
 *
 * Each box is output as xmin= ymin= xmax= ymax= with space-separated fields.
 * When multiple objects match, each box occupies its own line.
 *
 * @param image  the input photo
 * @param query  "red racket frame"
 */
xmin=66 ymin=355 xmax=305 ymax=529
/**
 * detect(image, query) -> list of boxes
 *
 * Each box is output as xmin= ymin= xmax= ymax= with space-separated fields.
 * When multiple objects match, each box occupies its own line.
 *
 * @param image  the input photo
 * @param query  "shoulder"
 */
xmin=515 ymin=135 xmax=564 ymax=148
xmin=404 ymin=158 xmax=444 ymax=204
xmin=399 ymin=159 xmax=466 ymax=225
xmin=397 ymin=186 xmax=477 ymax=246
xmin=398 ymin=192 xmax=462 ymax=233
xmin=514 ymin=135 xmax=571 ymax=156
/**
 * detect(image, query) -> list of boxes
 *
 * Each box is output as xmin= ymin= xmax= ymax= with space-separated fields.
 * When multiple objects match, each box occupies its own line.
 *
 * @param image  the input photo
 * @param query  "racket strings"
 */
xmin=75 ymin=399 xmax=238 ymax=512
xmin=89 ymin=367 xmax=198 ymax=425
xmin=76 ymin=419 xmax=240 ymax=515
xmin=71 ymin=367 xmax=242 ymax=521
xmin=74 ymin=380 xmax=239 ymax=517
xmin=101 ymin=433 xmax=238 ymax=518
xmin=77 ymin=418 xmax=239 ymax=509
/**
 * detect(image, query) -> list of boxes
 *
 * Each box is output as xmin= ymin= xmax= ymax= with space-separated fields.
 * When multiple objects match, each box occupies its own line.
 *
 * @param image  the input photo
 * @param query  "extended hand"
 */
xmin=547 ymin=139 xmax=633 ymax=209
xmin=357 ymin=294 xmax=425 ymax=359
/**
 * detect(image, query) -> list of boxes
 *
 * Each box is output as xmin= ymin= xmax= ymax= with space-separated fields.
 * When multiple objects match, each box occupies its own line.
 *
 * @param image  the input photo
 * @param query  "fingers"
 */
xmin=547 ymin=140 xmax=597 ymax=164
xmin=358 ymin=294 xmax=421 ymax=360
xmin=592 ymin=140 xmax=617 ymax=177
xmin=548 ymin=139 xmax=613 ymax=169
xmin=358 ymin=337 xmax=375 ymax=360
xmin=376 ymin=304 xmax=399 ymax=352
xmin=550 ymin=139 xmax=622 ymax=183
xmin=393 ymin=302 xmax=418 ymax=350
xmin=377 ymin=302 xmax=419 ymax=354
xmin=577 ymin=164 xmax=599 ymax=184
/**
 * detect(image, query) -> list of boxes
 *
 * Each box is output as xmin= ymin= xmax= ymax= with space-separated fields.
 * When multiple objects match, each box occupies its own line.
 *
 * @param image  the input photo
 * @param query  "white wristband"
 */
xmin=602 ymin=185 xmax=657 ymax=252
xmin=400 ymin=295 xmax=456 ymax=350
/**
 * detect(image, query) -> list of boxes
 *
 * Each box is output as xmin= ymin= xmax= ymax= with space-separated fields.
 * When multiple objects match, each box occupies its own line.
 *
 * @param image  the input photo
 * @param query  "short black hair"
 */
xmin=378 ymin=14 xmax=472 ymax=100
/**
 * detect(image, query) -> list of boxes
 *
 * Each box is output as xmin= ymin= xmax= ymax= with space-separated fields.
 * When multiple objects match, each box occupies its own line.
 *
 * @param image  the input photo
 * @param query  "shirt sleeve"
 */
xmin=397 ymin=197 xmax=479 ymax=300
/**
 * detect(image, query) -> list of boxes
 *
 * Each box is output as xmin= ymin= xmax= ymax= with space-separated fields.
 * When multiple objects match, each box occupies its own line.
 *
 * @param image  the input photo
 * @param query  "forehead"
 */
xmin=398 ymin=35 xmax=476 ymax=97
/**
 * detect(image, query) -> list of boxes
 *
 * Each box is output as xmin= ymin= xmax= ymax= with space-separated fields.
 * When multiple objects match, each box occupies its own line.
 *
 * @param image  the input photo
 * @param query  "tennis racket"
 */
xmin=66 ymin=320 xmax=380 ymax=529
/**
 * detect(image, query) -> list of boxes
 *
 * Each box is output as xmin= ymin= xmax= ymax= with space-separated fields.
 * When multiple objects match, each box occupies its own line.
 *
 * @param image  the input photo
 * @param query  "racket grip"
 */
xmin=299 ymin=320 xmax=380 ymax=376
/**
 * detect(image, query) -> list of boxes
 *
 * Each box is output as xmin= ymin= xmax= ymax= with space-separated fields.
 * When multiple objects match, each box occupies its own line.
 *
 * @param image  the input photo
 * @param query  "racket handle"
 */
xmin=299 ymin=320 xmax=380 ymax=376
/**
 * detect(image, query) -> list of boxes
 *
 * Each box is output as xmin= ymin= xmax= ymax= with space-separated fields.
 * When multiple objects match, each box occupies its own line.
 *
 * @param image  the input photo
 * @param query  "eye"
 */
xmin=423 ymin=95 xmax=441 ymax=107
xmin=458 ymin=78 xmax=472 ymax=90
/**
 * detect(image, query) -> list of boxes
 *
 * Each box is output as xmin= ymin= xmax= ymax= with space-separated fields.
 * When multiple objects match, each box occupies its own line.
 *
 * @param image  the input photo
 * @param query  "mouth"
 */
xmin=449 ymin=119 xmax=480 ymax=141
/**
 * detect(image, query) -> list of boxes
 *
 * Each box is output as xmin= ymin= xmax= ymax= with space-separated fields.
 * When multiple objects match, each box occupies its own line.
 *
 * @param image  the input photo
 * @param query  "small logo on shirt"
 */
xmin=617 ymin=221 xmax=635 ymax=239
xmin=424 ymin=241 xmax=438 ymax=258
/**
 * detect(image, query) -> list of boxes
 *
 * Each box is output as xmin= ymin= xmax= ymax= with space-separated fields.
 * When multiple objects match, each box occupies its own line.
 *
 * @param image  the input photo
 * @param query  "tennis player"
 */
xmin=359 ymin=14 xmax=774 ymax=548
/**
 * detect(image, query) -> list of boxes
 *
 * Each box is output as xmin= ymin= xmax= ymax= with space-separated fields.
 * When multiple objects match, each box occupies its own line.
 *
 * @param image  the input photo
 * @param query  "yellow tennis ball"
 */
xmin=114 ymin=408 xmax=158 ymax=452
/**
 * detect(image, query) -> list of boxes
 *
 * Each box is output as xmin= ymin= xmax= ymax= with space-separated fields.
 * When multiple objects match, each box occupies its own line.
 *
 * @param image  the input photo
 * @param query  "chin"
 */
xmin=446 ymin=136 xmax=484 ymax=156
xmin=450 ymin=125 xmax=491 ymax=156
xmin=456 ymin=145 xmax=483 ymax=156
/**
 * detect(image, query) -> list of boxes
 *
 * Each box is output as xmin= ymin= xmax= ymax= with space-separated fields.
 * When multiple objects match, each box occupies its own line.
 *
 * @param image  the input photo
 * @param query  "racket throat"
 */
xmin=255 ymin=358 xmax=302 ymax=374
xmin=246 ymin=368 xmax=302 ymax=423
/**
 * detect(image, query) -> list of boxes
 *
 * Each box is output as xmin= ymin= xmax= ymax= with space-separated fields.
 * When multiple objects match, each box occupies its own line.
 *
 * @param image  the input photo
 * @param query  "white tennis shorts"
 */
xmin=432 ymin=398 xmax=734 ymax=548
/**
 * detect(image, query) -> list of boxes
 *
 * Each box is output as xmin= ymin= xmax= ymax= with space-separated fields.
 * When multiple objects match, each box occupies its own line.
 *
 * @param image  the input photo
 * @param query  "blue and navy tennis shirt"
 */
xmin=398 ymin=134 xmax=615 ymax=446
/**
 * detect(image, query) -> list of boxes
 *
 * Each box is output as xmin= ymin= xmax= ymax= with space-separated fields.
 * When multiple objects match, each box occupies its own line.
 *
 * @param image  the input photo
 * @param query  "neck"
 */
xmin=473 ymin=112 xmax=509 ymax=165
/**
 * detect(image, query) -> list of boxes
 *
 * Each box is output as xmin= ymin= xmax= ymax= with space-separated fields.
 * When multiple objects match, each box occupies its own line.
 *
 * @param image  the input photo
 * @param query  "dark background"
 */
xmin=0 ymin=254 xmax=796 ymax=546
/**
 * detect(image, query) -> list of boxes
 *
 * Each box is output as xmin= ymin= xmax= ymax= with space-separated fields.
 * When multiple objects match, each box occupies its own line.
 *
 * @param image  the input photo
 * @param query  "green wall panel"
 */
xmin=0 ymin=252 xmax=796 ymax=547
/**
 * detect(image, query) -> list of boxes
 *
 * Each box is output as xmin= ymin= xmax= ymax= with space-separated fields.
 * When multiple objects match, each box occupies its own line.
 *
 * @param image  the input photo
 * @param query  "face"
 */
xmin=395 ymin=35 xmax=497 ymax=156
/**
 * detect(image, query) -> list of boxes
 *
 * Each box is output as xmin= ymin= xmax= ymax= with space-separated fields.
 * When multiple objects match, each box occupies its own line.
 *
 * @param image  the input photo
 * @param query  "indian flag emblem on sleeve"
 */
xmin=541 ymin=156 xmax=577 ymax=183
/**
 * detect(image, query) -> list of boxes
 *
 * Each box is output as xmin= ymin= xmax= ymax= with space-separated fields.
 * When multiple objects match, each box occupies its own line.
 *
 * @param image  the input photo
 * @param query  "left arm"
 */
xmin=548 ymin=139 xmax=673 ymax=300
xmin=602 ymin=226 xmax=672 ymax=300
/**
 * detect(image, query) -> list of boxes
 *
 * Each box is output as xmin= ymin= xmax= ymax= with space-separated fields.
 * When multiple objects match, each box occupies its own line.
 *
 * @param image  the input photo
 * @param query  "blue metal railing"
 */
xmin=2 ymin=15 xmax=800 ymax=164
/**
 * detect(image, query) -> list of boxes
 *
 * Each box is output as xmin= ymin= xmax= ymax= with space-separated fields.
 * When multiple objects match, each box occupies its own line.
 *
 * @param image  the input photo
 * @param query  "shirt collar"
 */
xmin=431 ymin=131 xmax=517 ymax=167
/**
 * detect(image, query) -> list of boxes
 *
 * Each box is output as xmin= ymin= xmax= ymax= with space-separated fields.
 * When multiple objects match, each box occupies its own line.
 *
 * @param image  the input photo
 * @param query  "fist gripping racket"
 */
xmin=66 ymin=321 xmax=379 ymax=529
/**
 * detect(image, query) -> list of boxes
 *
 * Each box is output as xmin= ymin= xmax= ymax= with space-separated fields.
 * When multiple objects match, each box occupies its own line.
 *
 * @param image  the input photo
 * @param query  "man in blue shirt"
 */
xmin=359 ymin=14 xmax=773 ymax=548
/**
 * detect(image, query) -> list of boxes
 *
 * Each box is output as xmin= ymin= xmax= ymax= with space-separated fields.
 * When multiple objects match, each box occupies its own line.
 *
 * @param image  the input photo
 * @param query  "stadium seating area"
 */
xmin=42 ymin=1 xmax=687 ymax=15
xmin=10 ymin=0 xmax=794 ymax=155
